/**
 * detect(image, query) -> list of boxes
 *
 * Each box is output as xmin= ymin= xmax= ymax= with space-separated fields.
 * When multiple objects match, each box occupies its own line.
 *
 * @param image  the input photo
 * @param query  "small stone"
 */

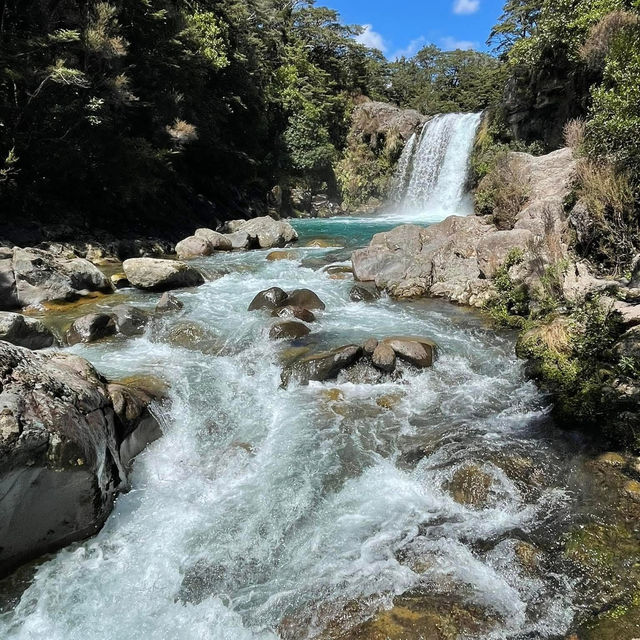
xmin=383 ymin=336 xmax=438 ymax=368
xmin=194 ymin=229 xmax=233 ymax=251
xmin=175 ymin=236 xmax=214 ymax=259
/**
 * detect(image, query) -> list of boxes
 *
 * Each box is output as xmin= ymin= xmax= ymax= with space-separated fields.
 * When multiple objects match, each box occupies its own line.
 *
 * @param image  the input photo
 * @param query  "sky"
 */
xmin=326 ymin=0 xmax=505 ymax=58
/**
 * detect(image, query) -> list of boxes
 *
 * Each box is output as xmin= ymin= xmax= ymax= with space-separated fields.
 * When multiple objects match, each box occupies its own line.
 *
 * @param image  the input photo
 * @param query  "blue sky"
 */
xmin=326 ymin=0 xmax=505 ymax=58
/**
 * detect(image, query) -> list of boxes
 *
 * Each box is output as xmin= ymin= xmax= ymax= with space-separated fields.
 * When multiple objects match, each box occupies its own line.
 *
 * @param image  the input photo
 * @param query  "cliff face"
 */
xmin=336 ymin=100 xmax=428 ymax=212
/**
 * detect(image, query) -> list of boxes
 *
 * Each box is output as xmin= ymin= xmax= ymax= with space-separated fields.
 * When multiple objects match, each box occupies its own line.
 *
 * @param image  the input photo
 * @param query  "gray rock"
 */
xmin=194 ymin=228 xmax=233 ymax=251
xmin=65 ymin=313 xmax=117 ymax=346
xmin=350 ymin=284 xmax=379 ymax=302
xmin=110 ymin=305 xmax=150 ymax=337
xmin=123 ymin=258 xmax=204 ymax=292
xmin=615 ymin=326 xmax=640 ymax=364
xmin=282 ymin=345 xmax=362 ymax=387
xmin=225 ymin=216 xmax=298 ymax=249
xmin=248 ymin=287 xmax=288 ymax=311
xmin=226 ymin=231 xmax=253 ymax=250
xmin=372 ymin=343 xmax=397 ymax=373
xmin=383 ymin=336 xmax=437 ymax=368
xmin=175 ymin=236 xmax=214 ymax=259
xmin=285 ymin=289 xmax=326 ymax=310
xmin=0 ymin=312 xmax=57 ymax=350
xmin=0 ymin=343 xmax=161 ymax=576
xmin=1 ymin=247 xmax=112 ymax=310
xmin=155 ymin=292 xmax=184 ymax=313
xmin=269 ymin=321 xmax=311 ymax=341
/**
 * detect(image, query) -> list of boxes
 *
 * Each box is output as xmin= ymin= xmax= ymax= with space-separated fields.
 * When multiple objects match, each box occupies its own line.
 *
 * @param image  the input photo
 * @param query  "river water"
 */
xmin=0 ymin=213 xmax=604 ymax=639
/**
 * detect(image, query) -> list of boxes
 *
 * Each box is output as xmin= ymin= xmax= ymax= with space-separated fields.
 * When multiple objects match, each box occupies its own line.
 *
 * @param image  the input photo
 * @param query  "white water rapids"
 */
xmin=0 ymin=113 xmax=586 ymax=639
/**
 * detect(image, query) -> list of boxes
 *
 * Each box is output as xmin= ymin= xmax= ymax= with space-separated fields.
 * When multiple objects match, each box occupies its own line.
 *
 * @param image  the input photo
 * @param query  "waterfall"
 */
xmin=389 ymin=112 xmax=482 ymax=220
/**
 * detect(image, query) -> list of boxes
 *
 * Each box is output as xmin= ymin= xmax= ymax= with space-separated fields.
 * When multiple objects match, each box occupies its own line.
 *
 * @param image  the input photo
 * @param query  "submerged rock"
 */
xmin=0 ymin=247 xmax=112 ymax=310
xmin=0 ymin=312 xmax=57 ymax=350
xmin=123 ymin=258 xmax=204 ymax=292
xmin=65 ymin=313 xmax=117 ymax=345
xmin=282 ymin=345 xmax=362 ymax=387
xmin=0 ymin=342 xmax=162 ymax=576
xmin=155 ymin=292 xmax=184 ymax=313
xmin=447 ymin=465 xmax=493 ymax=507
xmin=267 ymin=250 xmax=298 ymax=261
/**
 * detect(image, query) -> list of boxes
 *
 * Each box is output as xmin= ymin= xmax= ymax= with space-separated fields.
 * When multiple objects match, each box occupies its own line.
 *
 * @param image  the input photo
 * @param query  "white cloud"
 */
xmin=355 ymin=24 xmax=387 ymax=53
xmin=453 ymin=0 xmax=480 ymax=15
xmin=391 ymin=36 xmax=428 ymax=61
xmin=441 ymin=36 xmax=477 ymax=50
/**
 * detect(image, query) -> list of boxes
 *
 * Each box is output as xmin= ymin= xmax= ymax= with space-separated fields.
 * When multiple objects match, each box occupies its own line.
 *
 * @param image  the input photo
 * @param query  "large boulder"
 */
xmin=0 ymin=312 xmax=57 ymax=350
xmin=281 ymin=345 xmax=362 ymax=387
xmin=65 ymin=313 xmax=117 ymax=346
xmin=175 ymin=236 xmax=214 ymax=260
xmin=226 ymin=231 xmax=253 ymax=250
xmin=225 ymin=216 xmax=298 ymax=249
xmin=0 ymin=247 xmax=112 ymax=310
xmin=123 ymin=258 xmax=204 ymax=292
xmin=193 ymin=228 xmax=233 ymax=251
xmin=285 ymin=289 xmax=326 ymax=310
xmin=351 ymin=148 xmax=577 ymax=307
xmin=0 ymin=342 xmax=163 ymax=576
xmin=382 ymin=336 xmax=438 ymax=368
xmin=248 ymin=287 xmax=289 ymax=311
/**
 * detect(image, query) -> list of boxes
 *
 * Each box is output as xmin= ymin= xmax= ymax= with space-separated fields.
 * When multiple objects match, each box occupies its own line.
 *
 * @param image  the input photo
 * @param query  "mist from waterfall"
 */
xmin=388 ymin=112 xmax=483 ymax=222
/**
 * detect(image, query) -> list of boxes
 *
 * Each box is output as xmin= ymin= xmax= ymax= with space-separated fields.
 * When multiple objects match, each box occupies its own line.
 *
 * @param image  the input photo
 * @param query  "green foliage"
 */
xmin=485 ymin=248 xmax=531 ymax=327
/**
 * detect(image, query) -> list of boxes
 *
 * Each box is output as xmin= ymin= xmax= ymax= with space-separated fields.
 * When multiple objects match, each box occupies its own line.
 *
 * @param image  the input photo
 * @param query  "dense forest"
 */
xmin=1 ymin=0 xmax=639 ymax=245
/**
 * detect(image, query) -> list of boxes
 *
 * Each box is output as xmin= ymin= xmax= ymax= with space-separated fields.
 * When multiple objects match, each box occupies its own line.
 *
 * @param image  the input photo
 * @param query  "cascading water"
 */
xmin=389 ymin=112 xmax=482 ymax=220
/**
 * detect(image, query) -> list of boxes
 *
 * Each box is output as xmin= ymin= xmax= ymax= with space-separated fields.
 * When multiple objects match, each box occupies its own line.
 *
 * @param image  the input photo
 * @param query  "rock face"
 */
xmin=225 ymin=216 xmax=298 ymax=249
xmin=0 ymin=342 xmax=164 ymax=576
xmin=350 ymin=100 xmax=427 ymax=146
xmin=123 ymin=258 xmax=204 ymax=292
xmin=0 ymin=312 xmax=57 ymax=350
xmin=352 ymin=148 xmax=578 ymax=307
xmin=0 ymin=247 xmax=112 ymax=310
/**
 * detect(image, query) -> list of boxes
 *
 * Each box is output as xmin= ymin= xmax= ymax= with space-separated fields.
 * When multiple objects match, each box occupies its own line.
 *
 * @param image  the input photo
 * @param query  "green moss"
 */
xmin=484 ymin=248 xmax=531 ymax=327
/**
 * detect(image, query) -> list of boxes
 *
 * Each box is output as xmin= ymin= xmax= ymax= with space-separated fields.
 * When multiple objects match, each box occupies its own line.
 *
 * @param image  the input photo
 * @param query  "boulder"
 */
xmin=110 ymin=305 xmax=150 ymax=337
xmin=350 ymin=284 xmax=380 ymax=302
xmin=0 ymin=312 xmax=57 ymax=350
xmin=363 ymin=338 xmax=379 ymax=355
xmin=615 ymin=326 xmax=640 ymax=364
xmin=155 ymin=292 xmax=184 ymax=313
xmin=269 ymin=321 xmax=311 ymax=341
xmin=248 ymin=287 xmax=288 ymax=311
xmin=194 ymin=228 xmax=233 ymax=251
xmin=0 ymin=342 xmax=162 ymax=576
xmin=65 ymin=313 xmax=117 ymax=346
xmin=272 ymin=306 xmax=316 ymax=323
xmin=123 ymin=258 xmax=204 ymax=292
xmin=372 ymin=343 xmax=396 ymax=373
xmin=175 ymin=236 xmax=214 ymax=259
xmin=225 ymin=216 xmax=298 ymax=249
xmin=281 ymin=345 xmax=362 ymax=387
xmin=226 ymin=231 xmax=252 ymax=250
xmin=0 ymin=247 xmax=112 ymax=310
xmin=285 ymin=289 xmax=326 ymax=310
xmin=383 ymin=336 xmax=437 ymax=368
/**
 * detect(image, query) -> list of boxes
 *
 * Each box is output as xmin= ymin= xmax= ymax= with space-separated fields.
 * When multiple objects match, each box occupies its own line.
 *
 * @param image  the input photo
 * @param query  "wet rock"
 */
xmin=363 ymin=338 xmax=379 ymax=355
xmin=376 ymin=393 xmax=405 ymax=410
xmin=383 ymin=336 xmax=437 ymax=368
xmin=514 ymin=541 xmax=541 ymax=572
xmin=285 ymin=288 xmax=326 ymax=310
xmin=0 ymin=342 xmax=157 ymax=576
xmin=123 ymin=258 xmax=204 ymax=292
xmin=447 ymin=465 xmax=493 ymax=507
xmin=350 ymin=284 xmax=380 ymax=302
xmin=225 ymin=216 xmax=298 ymax=249
xmin=65 ymin=313 xmax=117 ymax=346
xmin=0 ymin=312 xmax=57 ymax=350
xmin=1 ymin=247 xmax=112 ymax=310
xmin=282 ymin=345 xmax=362 ymax=387
xmin=248 ymin=287 xmax=288 ymax=311
xmin=306 ymin=239 xmax=337 ymax=248
xmin=267 ymin=251 xmax=298 ymax=261
xmin=340 ymin=361 xmax=386 ymax=385
xmin=269 ymin=321 xmax=311 ymax=341
xmin=372 ymin=343 xmax=396 ymax=373
xmin=272 ymin=306 xmax=316 ymax=323
xmin=110 ymin=273 xmax=130 ymax=289
xmin=163 ymin=321 xmax=220 ymax=353
xmin=175 ymin=235 xmax=214 ymax=259
xmin=193 ymin=228 xmax=233 ymax=251
xmin=110 ymin=304 xmax=150 ymax=337
xmin=155 ymin=292 xmax=184 ymax=313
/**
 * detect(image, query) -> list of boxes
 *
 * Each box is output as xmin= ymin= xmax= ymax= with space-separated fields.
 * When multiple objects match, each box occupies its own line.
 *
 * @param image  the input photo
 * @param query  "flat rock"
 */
xmin=0 ymin=312 xmax=57 ymax=350
xmin=123 ymin=258 xmax=204 ymax=292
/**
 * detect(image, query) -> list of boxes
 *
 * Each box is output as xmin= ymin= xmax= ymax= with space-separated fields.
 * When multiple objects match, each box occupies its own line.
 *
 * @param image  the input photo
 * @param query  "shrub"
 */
xmin=475 ymin=151 xmax=530 ymax=229
xmin=563 ymin=118 xmax=586 ymax=153
xmin=580 ymin=10 xmax=640 ymax=70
